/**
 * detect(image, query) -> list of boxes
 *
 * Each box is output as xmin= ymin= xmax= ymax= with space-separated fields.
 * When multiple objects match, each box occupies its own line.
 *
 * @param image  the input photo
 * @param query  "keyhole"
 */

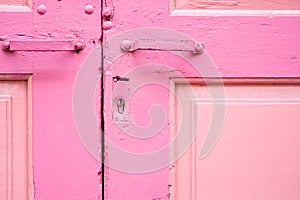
xmin=117 ymin=98 xmax=125 ymax=114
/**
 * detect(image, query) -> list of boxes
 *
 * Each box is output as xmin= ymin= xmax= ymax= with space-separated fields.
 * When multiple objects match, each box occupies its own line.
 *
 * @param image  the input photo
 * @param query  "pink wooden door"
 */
xmin=0 ymin=0 xmax=102 ymax=199
xmin=102 ymin=0 xmax=300 ymax=199
xmin=1 ymin=0 xmax=299 ymax=200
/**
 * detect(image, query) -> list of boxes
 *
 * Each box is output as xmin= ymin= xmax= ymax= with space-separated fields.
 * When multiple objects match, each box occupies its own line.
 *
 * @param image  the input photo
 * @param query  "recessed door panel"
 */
xmin=172 ymin=79 xmax=300 ymax=200
xmin=0 ymin=80 xmax=32 ymax=200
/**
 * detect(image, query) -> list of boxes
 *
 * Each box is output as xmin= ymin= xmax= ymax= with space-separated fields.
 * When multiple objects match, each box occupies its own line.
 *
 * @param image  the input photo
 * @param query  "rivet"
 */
xmin=120 ymin=40 xmax=134 ymax=52
xmin=84 ymin=4 xmax=94 ymax=15
xmin=2 ymin=41 xmax=10 ymax=51
xmin=194 ymin=42 xmax=204 ymax=54
xmin=103 ymin=21 xmax=113 ymax=30
xmin=73 ymin=39 xmax=85 ymax=51
xmin=37 ymin=4 xmax=47 ymax=15
xmin=103 ymin=8 xmax=113 ymax=18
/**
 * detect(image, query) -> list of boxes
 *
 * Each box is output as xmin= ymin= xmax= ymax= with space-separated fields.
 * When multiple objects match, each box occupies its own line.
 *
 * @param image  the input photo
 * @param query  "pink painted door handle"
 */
xmin=120 ymin=39 xmax=204 ymax=54
xmin=2 ymin=39 xmax=85 ymax=52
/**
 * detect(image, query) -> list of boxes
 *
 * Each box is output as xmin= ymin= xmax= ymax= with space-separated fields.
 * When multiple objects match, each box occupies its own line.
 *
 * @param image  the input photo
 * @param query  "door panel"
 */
xmin=172 ymin=79 xmax=300 ymax=200
xmin=0 ymin=80 xmax=32 ymax=200
xmin=104 ymin=0 xmax=300 ymax=199
xmin=0 ymin=96 xmax=11 ymax=200
xmin=172 ymin=0 xmax=300 ymax=11
xmin=0 ymin=0 xmax=102 ymax=199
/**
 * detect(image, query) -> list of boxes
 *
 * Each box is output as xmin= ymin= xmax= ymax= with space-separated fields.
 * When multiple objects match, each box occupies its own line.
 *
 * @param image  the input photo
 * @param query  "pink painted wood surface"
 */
xmin=173 ymin=0 xmax=300 ymax=10
xmin=0 ymin=80 xmax=32 ymax=200
xmin=0 ymin=0 xmax=298 ymax=199
xmin=0 ymin=0 xmax=102 ymax=199
xmin=173 ymin=80 xmax=300 ymax=200
xmin=103 ymin=0 xmax=300 ymax=199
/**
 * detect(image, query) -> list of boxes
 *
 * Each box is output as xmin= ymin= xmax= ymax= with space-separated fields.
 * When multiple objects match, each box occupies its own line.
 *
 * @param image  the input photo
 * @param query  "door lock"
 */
xmin=116 ymin=98 xmax=125 ymax=114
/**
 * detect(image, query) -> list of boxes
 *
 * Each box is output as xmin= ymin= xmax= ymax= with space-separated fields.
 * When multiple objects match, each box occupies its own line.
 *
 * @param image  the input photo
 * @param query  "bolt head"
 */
xmin=2 ymin=41 xmax=10 ymax=51
xmin=103 ymin=21 xmax=113 ymax=30
xmin=85 ymin=4 xmax=94 ymax=15
xmin=194 ymin=42 xmax=204 ymax=54
xmin=74 ymin=40 xmax=85 ymax=51
xmin=37 ymin=4 xmax=47 ymax=15
xmin=103 ymin=8 xmax=113 ymax=18
xmin=120 ymin=40 xmax=134 ymax=52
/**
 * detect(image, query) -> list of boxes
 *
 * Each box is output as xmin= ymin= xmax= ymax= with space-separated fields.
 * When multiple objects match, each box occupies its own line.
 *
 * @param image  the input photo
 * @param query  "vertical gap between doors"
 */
xmin=100 ymin=0 xmax=105 ymax=200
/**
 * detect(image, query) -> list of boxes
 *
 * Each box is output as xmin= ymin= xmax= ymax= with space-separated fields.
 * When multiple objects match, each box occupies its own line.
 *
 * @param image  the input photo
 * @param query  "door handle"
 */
xmin=120 ymin=39 xmax=204 ymax=54
xmin=2 ymin=39 xmax=85 ymax=52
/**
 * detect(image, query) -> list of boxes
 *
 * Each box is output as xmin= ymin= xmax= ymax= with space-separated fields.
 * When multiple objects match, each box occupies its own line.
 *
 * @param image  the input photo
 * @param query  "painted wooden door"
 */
xmin=1 ymin=0 xmax=299 ymax=200
xmin=102 ymin=0 xmax=300 ymax=199
xmin=0 ymin=0 xmax=102 ymax=199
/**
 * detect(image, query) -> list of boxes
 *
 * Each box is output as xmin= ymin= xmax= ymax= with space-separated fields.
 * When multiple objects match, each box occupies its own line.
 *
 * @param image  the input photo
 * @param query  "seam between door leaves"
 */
xmin=100 ymin=0 xmax=105 ymax=200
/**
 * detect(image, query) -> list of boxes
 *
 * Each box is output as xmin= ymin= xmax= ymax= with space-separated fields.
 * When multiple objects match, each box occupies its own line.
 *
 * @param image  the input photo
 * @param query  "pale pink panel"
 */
xmin=0 ymin=0 xmax=28 ymax=6
xmin=174 ymin=0 xmax=300 ymax=10
xmin=0 ymin=100 xmax=9 ymax=200
xmin=174 ymin=81 xmax=300 ymax=200
xmin=0 ymin=80 xmax=31 ymax=200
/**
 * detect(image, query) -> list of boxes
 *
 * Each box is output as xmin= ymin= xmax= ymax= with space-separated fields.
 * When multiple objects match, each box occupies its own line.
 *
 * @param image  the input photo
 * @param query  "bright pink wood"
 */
xmin=0 ymin=0 xmax=299 ymax=199
xmin=104 ymin=0 xmax=300 ymax=199
xmin=0 ymin=0 xmax=102 ymax=199
xmin=174 ymin=0 xmax=300 ymax=10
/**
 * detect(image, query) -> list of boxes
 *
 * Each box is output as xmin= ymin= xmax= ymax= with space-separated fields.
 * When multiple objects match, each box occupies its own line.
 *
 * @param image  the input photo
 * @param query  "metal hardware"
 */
xmin=37 ymin=4 xmax=47 ymax=15
xmin=73 ymin=40 xmax=86 ymax=51
xmin=120 ymin=40 xmax=134 ymax=52
xmin=120 ymin=39 xmax=204 ymax=54
xmin=116 ymin=98 xmax=125 ymax=114
xmin=103 ymin=8 xmax=113 ymax=18
xmin=1 ymin=39 xmax=85 ymax=52
xmin=113 ymin=80 xmax=130 ymax=125
xmin=84 ymin=4 xmax=94 ymax=15
xmin=103 ymin=21 xmax=113 ymax=30
xmin=113 ymin=76 xmax=129 ymax=82
xmin=194 ymin=42 xmax=205 ymax=54
xmin=2 ymin=41 xmax=10 ymax=51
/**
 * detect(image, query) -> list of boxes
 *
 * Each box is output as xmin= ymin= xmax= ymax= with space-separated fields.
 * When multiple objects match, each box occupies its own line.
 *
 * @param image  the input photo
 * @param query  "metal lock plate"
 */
xmin=113 ymin=77 xmax=130 ymax=126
